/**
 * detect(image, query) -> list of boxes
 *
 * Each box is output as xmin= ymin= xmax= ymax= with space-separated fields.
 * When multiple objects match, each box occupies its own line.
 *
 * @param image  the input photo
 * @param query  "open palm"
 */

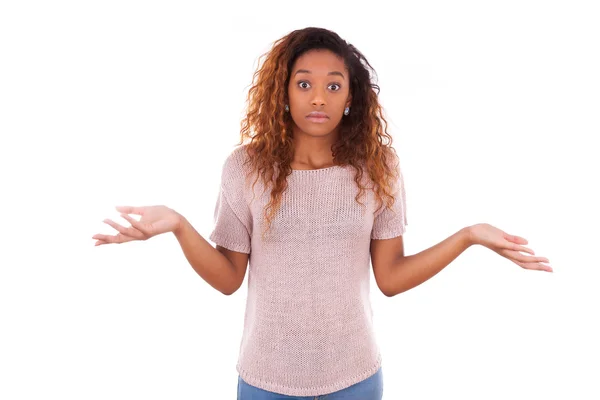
xmin=469 ymin=223 xmax=552 ymax=272
xmin=92 ymin=205 xmax=181 ymax=246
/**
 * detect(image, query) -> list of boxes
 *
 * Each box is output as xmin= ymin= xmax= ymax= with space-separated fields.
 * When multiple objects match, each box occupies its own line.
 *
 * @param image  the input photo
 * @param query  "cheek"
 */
xmin=288 ymin=89 xmax=304 ymax=106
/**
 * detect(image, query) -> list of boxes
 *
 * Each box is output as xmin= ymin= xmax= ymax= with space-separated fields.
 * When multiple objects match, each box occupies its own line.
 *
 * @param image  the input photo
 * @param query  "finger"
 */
xmin=515 ymin=260 xmax=553 ymax=273
xmin=92 ymin=234 xmax=112 ymax=241
xmin=510 ymin=243 xmax=535 ymax=255
xmin=115 ymin=205 xmax=145 ymax=216
xmin=119 ymin=213 xmax=150 ymax=236
xmin=498 ymin=249 xmax=548 ymax=264
xmin=111 ymin=233 xmax=138 ymax=244
xmin=520 ymin=254 xmax=550 ymax=263
xmin=508 ymin=249 xmax=548 ymax=263
xmin=504 ymin=232 xmax=528 ymax=245
xmin=91 ymin=232 xmax=137 ymax=244
xmin=103 ymin=218 xmax=145 ymax=239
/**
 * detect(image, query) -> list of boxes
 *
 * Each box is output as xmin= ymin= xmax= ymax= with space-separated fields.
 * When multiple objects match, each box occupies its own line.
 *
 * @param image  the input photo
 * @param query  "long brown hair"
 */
xmin=235 ymin=27 xmax=402 ymax=240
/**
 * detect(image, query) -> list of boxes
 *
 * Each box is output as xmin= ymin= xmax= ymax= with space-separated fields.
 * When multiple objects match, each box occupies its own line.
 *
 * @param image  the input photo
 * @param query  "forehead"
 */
xmin=291 ymin=49 xmax=347 ymax=77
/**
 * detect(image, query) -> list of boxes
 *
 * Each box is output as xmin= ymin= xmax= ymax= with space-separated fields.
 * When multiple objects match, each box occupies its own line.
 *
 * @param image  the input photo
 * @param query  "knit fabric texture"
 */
xmin=209 ymin=145 xmax=407 ymax=396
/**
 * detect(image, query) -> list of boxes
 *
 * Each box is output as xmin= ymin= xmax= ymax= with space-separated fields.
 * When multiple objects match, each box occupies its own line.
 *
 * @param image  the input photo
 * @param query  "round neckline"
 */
xmin=290 ymin=165 xmax=343 ymax=172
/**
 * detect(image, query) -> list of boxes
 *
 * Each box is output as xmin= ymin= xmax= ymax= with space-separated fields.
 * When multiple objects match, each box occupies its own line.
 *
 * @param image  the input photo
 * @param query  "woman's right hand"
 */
xmin=92 ymin=205 xmax=182 ymax=246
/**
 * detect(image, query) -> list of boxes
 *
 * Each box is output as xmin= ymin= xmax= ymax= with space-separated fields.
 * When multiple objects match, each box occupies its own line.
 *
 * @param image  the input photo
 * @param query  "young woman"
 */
xmin=92 ymin=27 xmax=552 ymax=400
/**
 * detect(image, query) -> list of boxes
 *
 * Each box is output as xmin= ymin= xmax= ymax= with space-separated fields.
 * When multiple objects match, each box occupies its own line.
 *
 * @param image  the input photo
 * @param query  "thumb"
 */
xmin=504 ymin=232 xmax=528 ymax=245
xmin=119 ymin=213 xmax=151 ymax=236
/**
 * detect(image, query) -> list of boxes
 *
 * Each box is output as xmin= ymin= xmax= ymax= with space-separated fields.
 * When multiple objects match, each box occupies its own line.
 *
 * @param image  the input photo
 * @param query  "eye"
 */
xmin=297 ymin=81 xmax=342 ymax=91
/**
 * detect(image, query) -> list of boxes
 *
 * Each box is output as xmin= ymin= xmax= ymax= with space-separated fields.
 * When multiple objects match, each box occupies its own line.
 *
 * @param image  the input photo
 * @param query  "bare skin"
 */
xmin=286 ymin=49 xmax=351 ymax=170
xmin=92 ymin=205 xmax=182 ymax=246
xmin=93 ymin=49 xmax=553 ymax=280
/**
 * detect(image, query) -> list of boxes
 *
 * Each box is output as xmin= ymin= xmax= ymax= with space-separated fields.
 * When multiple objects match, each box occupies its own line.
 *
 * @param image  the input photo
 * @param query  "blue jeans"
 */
xmin=237 ymin=367 xmax=383 ymax=400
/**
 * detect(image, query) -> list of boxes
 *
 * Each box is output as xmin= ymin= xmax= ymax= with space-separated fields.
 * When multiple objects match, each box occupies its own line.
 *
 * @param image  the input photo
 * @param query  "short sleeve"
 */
xmin=208 ymin=150 xmax=253 ymax=254
xmin=370 ymin=167 xmax=408 ymax=240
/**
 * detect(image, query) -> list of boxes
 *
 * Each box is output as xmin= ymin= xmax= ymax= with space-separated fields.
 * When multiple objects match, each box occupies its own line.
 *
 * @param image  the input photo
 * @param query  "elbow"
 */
xmin=383 ymin=279 xmax=407 ymax=297
xmin=222 ymin=286 xmax=236 ymax=296
xmin=380 ymin=283 xmax=395 ymax=298
xmin=380 ymin=272 xmax=399 ymax=298
xmin=222 ymin=281 xmax=242 ymax=296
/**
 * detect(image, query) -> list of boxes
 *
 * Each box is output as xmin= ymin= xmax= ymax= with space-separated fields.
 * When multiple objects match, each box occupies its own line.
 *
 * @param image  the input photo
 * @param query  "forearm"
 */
xmin=172 ymin=216 xmax=238 ymax=295
xmin=386 ymin=227 xmax=473 ymax=297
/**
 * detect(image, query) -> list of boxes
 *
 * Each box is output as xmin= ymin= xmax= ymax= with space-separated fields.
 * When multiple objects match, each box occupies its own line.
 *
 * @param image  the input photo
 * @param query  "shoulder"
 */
xmin=221 ymin=144 xmax=249 ymax=170
xmin=219 ymin=144 xmax=251 ymax=178
xmin=219 ymin=144 xmax=256 ymax=195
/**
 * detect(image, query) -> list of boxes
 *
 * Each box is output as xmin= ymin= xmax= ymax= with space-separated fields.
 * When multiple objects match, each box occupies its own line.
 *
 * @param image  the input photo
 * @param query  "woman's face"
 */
xmin=287 ymin=49 xmax=351 ymax=138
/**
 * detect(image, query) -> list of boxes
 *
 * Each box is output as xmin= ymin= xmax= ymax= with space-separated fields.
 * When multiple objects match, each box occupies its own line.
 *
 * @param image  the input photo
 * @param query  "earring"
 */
xmin=344 ymin=106 xmax=350 ymax=116
xmin=285 ymin=104 xmax=289 ymax=112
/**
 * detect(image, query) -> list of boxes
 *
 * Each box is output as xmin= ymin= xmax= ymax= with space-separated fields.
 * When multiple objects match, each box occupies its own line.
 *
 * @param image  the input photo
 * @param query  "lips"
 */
xmin=307 ymin=112 xmax=329 ymax=118
xmin=306 ymin=116 xmax=329 ymax=124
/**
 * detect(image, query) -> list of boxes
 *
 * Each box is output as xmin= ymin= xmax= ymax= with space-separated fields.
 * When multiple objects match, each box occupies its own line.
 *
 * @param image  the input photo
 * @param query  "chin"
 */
xmin=299 ymin=124 xmax=335 ymax=136
xmin=305 ymin=130 xmax=334 ymax=137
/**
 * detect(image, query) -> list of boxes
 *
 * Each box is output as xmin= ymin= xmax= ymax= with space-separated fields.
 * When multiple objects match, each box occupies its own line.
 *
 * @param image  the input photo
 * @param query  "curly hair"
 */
xmin=234 ymin=27 xmax=402 ymax=241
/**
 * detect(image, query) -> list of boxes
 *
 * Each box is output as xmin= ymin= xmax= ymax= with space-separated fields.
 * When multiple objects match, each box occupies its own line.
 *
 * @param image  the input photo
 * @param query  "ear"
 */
xmin=346 ymin=94 xmax=352 ymax=108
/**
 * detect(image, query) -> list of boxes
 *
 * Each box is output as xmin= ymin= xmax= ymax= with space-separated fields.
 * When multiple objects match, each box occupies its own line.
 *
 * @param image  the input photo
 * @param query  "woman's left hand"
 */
xmin=468 ymin=223 xmax=553 ymax=272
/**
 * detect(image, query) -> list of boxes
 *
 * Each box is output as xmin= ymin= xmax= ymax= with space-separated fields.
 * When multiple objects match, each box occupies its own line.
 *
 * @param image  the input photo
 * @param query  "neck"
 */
xmin=291 ymin=126 xmax=339 ymax=168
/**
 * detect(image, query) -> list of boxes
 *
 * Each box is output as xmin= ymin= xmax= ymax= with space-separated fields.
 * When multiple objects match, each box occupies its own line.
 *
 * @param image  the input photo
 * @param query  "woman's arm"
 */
xmin=173 ymin=216 xmax=240 ymax=296
xmin=94 ymin=205 xmax=241 ymax=296
xmin=381 ymin=224 xmax=551 ymax=297
xmin=383 ymin=227 xmax=472 ymax=297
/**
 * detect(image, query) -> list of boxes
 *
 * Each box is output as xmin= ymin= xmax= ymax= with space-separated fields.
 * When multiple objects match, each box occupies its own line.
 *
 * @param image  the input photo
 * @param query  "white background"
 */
xmin=1 ymin=0 xmax=598 ymax=399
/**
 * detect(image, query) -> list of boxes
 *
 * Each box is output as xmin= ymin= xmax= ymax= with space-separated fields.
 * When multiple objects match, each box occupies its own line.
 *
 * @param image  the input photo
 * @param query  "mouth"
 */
xmin=306 ymin=116 xmax=329 ymax=123
xmin=306 ymin=111 xmax=329 ymax=123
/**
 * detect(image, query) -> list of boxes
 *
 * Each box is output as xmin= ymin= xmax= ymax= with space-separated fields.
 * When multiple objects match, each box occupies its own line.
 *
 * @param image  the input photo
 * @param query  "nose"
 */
xmin=311 ymin=88 xmax=326 ymax=107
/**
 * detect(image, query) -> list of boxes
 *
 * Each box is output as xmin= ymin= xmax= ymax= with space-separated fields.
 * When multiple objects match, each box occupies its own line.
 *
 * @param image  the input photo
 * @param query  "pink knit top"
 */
xmin=209 ymin=145 xmax=407 ymax=396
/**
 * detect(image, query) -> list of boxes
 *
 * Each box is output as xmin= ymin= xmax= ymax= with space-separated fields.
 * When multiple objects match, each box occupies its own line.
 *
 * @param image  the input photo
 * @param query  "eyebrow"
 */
xmin=293 ymin=69 xmax=345 ymax=79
